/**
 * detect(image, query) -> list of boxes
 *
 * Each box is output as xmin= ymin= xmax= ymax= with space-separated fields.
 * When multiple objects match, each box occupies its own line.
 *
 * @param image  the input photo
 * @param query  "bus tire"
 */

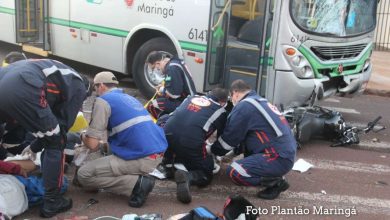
xmin=132 ymin=37 xmax=177 ymax=98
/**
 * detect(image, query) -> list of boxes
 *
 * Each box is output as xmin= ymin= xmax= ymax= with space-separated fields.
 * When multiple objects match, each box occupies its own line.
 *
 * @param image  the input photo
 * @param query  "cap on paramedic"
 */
xmin=93 ymin=71 xmax=119 ymax=85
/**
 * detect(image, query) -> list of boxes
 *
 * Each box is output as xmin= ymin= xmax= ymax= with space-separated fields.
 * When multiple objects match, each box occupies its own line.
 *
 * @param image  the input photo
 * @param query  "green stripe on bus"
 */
xmin=0 ymin=6 xmax=15 ymax=15
xmin=49 ymin=17 xmax=129 ymax=37
xmin=260 ymin=57 xmax=274 ymax=66
xmin=49 ymin=18 xmax=207 ymax=53
xmin=48 ymin=17 xmax=69 ymax=26
xmin=70 ymin=20 xmax=129 ymax=37
xmin=179 ymin=41 xmax=207 ymax=53
xmin=10 ymin=14 xmax=207 ymax=53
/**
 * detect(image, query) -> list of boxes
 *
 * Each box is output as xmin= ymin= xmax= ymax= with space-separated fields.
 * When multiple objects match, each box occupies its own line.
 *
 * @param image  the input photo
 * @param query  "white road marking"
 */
xmin=322 ymin=106 xmax=360 ymax=114
xmin=323 ymin=98 xmax=340 ymax=103
xmin=154 ymin=185 xmax=390 ymax=215
xmin=283 ymin=191 xmax=390 ymax=215
xmin=358 ymin=140 xmax=390 ymax=150
xmin=304 ymin=158 xmax=390 ymax=174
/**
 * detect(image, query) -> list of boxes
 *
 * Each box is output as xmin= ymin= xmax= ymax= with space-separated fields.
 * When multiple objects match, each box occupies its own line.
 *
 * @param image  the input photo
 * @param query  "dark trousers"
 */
xmin=164 ymin=135 xmax=213 ymax=187
xmin=41 ymin=149 xmax=65 ymax=189
xmin=226 ymin=153 xmax=293 ymax=186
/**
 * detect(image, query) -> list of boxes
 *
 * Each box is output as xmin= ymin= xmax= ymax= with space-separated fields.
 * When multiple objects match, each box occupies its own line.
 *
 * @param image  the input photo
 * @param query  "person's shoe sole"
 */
xmin=40 ymin=200 xmax=73 ymax=218
xmin=175 ymin=170 xmax=192 ymax=204
xmin=257 ymin=180 xmax=290 ymax=200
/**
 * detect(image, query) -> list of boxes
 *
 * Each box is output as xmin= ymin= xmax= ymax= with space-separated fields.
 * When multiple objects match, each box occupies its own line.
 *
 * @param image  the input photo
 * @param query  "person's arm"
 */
xmin=164 ymin=65 xmax=184 ymax=99
xmin=5 ymin=160 xmax=35 ymax=176
xmin=0 ymin=160 xmax=26 ymax=176
xmin=210 ymin=105 xmax=250 ymax=156
xmin=29 ymin=108 xmax=60 ymax=153
xmin=82 ymin=97 xmax=110 ymax=151
xmin=212 ymin=110 xmax=228 ymax=138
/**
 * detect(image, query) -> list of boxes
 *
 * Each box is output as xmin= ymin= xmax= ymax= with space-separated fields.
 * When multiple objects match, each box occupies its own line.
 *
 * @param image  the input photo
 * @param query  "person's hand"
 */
xmin=221 ymin=150 xmax=236 ymax=163
xmin=155 ymin=85 xmax=164 ymax=95
xmin=19 ymin=168 xmax=28 ymax=178
xmin=21 ymin=145 xmax=36 ymax=161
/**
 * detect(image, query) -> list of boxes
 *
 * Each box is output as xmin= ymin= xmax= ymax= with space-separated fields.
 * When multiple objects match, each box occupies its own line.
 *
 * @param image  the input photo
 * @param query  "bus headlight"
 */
xmin=283 ymin=46 xmax=314 ymax=79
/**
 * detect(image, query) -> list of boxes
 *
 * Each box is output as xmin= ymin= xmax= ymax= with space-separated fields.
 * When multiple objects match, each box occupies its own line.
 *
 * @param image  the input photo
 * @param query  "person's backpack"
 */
xmin=223 ymin=194 xmax=258 ymax=220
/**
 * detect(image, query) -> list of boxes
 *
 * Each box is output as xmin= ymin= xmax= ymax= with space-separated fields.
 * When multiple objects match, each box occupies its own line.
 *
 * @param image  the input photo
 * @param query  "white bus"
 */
xmin=0 ymin=0 xmax=378 ymax=107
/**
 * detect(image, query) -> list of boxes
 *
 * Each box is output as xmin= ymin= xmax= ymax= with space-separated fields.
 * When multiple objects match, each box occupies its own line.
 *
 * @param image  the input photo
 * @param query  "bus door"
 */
xmin=15 ymin=0 xmax=50 ymax=51
xmin=205 ymin=0 xmax=275 ymax=97
xmin=204 ymin=0 xmax=231 ymax=91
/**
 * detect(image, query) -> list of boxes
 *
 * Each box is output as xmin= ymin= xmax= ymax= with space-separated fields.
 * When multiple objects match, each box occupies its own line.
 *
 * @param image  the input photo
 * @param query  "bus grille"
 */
xmin=310 ymin=44 xmax=367 ymax=61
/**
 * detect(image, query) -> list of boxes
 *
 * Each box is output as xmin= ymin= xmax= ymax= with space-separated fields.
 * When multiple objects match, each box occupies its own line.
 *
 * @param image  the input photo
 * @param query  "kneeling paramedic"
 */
xmin=146 ymin=51 xmax=197 ymax=119
xmin=162 ymin=88 xmax=229 ymax=203
xmin=0 ymin=59 xmax=91 ymax=217
xmin=78 ymin=71 xmax=167 ymax=208
xmin=209 ymin=80 xmax=297 ymax=200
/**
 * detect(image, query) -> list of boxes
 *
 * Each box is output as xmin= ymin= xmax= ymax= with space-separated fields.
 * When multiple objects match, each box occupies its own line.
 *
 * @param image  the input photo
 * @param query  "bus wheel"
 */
xmin=132 ymin=37 xmax=177 ymax=98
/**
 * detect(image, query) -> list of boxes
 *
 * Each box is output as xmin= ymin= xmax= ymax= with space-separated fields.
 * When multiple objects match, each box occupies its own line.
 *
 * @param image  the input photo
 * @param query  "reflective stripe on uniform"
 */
xmin=230 ymin=161 xmax=251 ymax=177
xmin=109 ymin=115 xmax=152 ymax=136
xmin=32 ymin=124 xmax=60 ymax=138
xmin=243 ymin=98 xmax=283 ymax=137
xmin=203 ymin=107 xmax=226 ymax=132
xmin=42 ymin=65 xmax=82 ymax=80
xmin=169 ymin=63 xmax=196 ymax=96
xmin=218 ymin=136 xmax=234 ymax=151
xmin=1 ymin=143 xmax=19 ymax=149
xmin=64 ymin=148 xmax=75 ymax=156
xmin=165 ymin=89 xmax=181 ymax=99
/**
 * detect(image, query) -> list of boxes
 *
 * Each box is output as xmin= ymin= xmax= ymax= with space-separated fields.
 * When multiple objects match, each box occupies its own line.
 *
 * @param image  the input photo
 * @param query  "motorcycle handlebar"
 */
xmin=365 ymin=116 xmax=382 ymax=133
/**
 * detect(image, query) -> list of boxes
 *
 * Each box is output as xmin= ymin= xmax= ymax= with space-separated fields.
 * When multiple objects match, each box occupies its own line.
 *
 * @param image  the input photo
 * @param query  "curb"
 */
xmin=364 ymin=88 xmax=390 ymax=97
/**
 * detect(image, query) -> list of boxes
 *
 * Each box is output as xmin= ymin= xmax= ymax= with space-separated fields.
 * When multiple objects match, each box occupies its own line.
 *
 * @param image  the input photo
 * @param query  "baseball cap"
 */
xmin=93 ymin=71 xmax=119 ymax=85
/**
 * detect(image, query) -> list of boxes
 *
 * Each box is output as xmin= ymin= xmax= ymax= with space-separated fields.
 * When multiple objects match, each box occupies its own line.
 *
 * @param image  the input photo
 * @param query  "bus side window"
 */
xmin=232 ymin=0 xmax=260 ymax=20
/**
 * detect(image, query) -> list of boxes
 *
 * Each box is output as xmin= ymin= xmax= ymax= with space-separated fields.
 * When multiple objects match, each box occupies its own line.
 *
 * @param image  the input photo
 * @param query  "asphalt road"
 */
xmin=1 ymin=42 xmax=389 ymax=220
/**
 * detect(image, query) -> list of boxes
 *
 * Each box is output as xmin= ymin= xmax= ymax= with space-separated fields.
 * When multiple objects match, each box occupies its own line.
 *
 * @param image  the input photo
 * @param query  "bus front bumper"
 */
xmin=272 ymin=65 xmax=372 ymax=107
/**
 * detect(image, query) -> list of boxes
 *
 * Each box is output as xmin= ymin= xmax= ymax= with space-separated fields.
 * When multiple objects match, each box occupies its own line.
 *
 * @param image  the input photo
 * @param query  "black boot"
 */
xmin=257 ymin=178 xmax=290 ymax=200
xmin=174 ymin=170 xmax=192 ymax=204
xmin=40 ymin=189 xmax=72 ymax=218
xmin=189 ymin=170 xmax=212 ymax=188
xmin=128 ymin=175 xmax=155 ymax=208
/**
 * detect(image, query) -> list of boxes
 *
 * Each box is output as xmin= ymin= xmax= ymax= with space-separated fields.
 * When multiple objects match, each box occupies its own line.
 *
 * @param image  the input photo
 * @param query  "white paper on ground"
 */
xmin=149 ymin=168 xmax=167 ymax=180
xmin=149 ymin=163 xmax=189 ymax=179
xmin=174 ymin=163 xmax=188 ymax=171
xmin=292 ymin=158 xmax=314 ymax=173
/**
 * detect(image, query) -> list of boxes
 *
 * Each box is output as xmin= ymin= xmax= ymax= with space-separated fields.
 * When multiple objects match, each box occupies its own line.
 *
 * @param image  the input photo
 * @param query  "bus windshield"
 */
xmin=291 ymin=0 xmax=376 ymax=37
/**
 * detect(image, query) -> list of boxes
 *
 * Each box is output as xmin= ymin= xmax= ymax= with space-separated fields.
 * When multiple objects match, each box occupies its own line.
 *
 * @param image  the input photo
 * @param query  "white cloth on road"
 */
xmin=292 ymin=158 xmax=313 ymax=173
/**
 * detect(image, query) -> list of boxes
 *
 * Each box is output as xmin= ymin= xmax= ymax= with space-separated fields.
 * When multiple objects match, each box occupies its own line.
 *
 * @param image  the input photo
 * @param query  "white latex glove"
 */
xmin=205 ymin=142 xmax=212 ymax=155
xmin=21 ymin=145 xmax=37 ymax=161
xmin=212 ymin=155 xmax=221 ymax=174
